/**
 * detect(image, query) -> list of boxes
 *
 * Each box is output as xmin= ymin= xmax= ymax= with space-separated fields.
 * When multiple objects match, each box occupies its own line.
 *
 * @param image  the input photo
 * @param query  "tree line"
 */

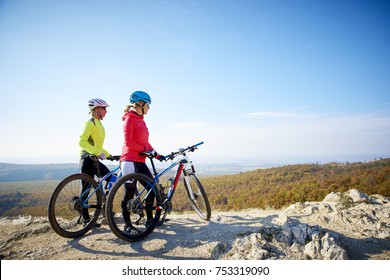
xmin=0 ymin=158 xmax=389 ymax=217
xmin=173 ymin=158 xmax=390 ymax=212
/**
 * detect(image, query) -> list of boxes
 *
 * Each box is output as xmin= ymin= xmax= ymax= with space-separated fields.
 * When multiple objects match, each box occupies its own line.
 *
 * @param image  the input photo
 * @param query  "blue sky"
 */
xmin=0 ymin=0 xmax=389 ymax=165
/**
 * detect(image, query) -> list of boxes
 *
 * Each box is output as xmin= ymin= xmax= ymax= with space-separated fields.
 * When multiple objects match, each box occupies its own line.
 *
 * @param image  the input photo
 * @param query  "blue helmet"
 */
xmin=130 ymin=91 xmax=151 ymax=105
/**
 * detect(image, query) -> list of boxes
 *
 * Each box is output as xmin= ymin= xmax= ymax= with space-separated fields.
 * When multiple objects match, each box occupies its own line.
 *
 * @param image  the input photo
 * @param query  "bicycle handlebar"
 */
xmin=107 ymin=155 xmax=121 ymax=161
xmin=89 ymin=155 xmax=121 ymax=161
xmin=165 ymin=141 xmax=204 ymax=160
xmin=88 ymin=155 xmax=120 ymax=178
xmin=88 ymin=142 xmax=203 ymax=163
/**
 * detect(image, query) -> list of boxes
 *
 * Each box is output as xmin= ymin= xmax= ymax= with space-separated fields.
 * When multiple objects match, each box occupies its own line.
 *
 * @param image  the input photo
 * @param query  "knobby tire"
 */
xmin=48 ymin=173 xmax=102 ymax=238
xmin=105 ymin=173 xmax=162 ymax=242
xmin=184 ymin=173 xmax=211 ymax=221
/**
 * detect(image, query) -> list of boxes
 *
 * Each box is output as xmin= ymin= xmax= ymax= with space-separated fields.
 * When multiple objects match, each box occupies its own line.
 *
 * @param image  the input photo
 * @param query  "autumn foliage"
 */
xmin=172 ymin=158 xmax=390 ymax=212
xmin=0 ymin=158 xmax=389 ymax=217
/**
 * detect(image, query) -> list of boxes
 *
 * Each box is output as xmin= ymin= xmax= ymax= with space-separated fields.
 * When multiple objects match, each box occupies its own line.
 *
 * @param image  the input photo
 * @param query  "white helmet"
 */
xmin=88 ymin=98 xmax=109 ymax=110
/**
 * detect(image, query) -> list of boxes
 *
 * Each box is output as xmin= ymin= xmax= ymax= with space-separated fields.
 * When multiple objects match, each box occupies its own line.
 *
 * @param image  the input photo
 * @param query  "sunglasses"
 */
xmin=137 ymin=102 xmax=150 ymax=108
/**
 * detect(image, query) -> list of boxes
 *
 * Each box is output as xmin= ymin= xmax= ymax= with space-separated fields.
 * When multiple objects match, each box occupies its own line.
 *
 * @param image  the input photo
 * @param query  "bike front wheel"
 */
xmin=48 ymin=173 xmax=102 ymax=238
xmin=105 ymin=173 xmax=162 ymax=242
xmin=183 ymin=173 xmax=211 ymax=221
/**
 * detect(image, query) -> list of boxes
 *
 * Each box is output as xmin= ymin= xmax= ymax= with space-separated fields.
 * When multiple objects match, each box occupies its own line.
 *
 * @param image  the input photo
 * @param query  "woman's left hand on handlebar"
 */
xmin=140 ymin=150 xmax=166 ymax=161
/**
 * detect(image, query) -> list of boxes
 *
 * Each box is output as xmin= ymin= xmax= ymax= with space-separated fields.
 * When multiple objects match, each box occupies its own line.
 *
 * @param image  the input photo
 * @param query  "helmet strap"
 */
xmin=92 ymin=108 xmax=104 ymax=120
xmin=135 ymin=101 xmax=147 ymax=115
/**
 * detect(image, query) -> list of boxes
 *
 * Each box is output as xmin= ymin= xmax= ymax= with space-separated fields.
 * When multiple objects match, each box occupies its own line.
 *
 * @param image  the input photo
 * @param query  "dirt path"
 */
xmin=1 ymin=206 xmax=389 ymax=260
xmin=0 ymin=210 xmax=277 ymax=260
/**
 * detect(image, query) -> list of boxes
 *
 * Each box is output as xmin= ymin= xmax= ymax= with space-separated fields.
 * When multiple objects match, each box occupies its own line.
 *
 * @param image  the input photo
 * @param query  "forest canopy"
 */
xmin=0 ymin=158 xmax=389 ymax=216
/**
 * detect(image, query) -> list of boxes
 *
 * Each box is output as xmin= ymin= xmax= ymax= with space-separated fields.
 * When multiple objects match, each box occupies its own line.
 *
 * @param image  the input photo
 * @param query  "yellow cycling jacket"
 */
xmin=79 ymin=117 xmax=110 ymax=158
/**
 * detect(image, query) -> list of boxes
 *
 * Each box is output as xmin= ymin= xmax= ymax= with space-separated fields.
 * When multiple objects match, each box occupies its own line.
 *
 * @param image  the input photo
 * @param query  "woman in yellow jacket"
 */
xmin=79 ymin=98 xmax=112 ymax=226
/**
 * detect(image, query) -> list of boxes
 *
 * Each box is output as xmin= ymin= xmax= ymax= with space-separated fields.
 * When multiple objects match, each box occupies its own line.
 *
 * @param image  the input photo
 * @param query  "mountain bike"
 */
xmin=48 ymin=155 xmax=121 ymax=238
xmin=105 ymin=141 xmax=211 ymax=242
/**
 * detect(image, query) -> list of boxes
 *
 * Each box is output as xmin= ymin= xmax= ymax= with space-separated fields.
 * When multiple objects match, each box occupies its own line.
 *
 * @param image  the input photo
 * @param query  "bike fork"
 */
xmin=160 ymin=163 xmax=185 ymax=223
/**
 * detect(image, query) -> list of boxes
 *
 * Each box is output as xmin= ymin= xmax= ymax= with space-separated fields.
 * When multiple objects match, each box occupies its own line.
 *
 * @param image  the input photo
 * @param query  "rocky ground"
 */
xmin=0 ymin=189 xmax=389 ymax=260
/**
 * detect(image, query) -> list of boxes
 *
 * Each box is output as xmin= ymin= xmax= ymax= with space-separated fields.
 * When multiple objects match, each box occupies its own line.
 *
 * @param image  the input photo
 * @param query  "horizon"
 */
xmin=1 ymin=0 xmax=389 ymax=164
xmin=1 ymin=154 xmax=388 ymax=167
xmin=1 ymin=155 xmax=388 ymax=180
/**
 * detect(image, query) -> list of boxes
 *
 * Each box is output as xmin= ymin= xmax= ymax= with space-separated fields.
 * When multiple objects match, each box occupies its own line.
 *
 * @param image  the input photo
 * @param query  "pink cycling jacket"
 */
xmin=120 ymin=111 xmax=154 ymax=163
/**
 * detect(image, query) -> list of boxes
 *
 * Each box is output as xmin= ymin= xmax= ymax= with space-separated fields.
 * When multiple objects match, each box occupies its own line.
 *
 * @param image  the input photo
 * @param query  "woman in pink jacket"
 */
xmin=120 ymin=91 xmax=164 ymax=232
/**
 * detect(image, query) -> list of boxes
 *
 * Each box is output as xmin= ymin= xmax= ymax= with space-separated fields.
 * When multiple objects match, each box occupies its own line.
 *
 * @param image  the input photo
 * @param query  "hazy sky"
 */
xmin=0 ymin=0 xmax=389 ymax=164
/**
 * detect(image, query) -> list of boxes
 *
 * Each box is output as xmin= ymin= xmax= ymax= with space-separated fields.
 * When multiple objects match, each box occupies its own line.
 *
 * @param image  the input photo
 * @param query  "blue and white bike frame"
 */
xmin=148 ymin=142 xmax=204 ymax=202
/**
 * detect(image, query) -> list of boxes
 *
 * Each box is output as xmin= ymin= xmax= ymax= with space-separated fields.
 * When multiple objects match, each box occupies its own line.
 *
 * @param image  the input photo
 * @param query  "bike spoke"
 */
xmin=105 ymin=173 xmax=162 ymax=242
xmin=48 ymin=173 xmax=102 ymax=238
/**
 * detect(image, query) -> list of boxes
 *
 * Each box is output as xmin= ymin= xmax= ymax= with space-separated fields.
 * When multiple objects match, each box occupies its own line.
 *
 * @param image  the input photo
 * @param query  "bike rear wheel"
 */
xmin=105 ymin=173 xmax=162 ymax=242
xmin=184 ymin=173 xmax=211 ymax=221
xmin=48 ymin=173 xmax=102 ymax=238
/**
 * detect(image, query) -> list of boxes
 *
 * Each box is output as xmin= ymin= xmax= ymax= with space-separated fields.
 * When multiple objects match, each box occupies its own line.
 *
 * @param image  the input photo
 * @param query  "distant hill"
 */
xmin=0 ymin=163 xmax=80 ymax=182
xmin=0 ymin=162 xmax=259 ymax=182
xmin=194 ymin=158 xmax=390 ymax=211
xmin=0 ymin=158 xmax=389 ymax=217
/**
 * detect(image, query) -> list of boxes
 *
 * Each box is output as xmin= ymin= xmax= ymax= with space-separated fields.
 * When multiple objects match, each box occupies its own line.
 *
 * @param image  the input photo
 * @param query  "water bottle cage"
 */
xmin=107 ymin=173 xmax=118 ymax=190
